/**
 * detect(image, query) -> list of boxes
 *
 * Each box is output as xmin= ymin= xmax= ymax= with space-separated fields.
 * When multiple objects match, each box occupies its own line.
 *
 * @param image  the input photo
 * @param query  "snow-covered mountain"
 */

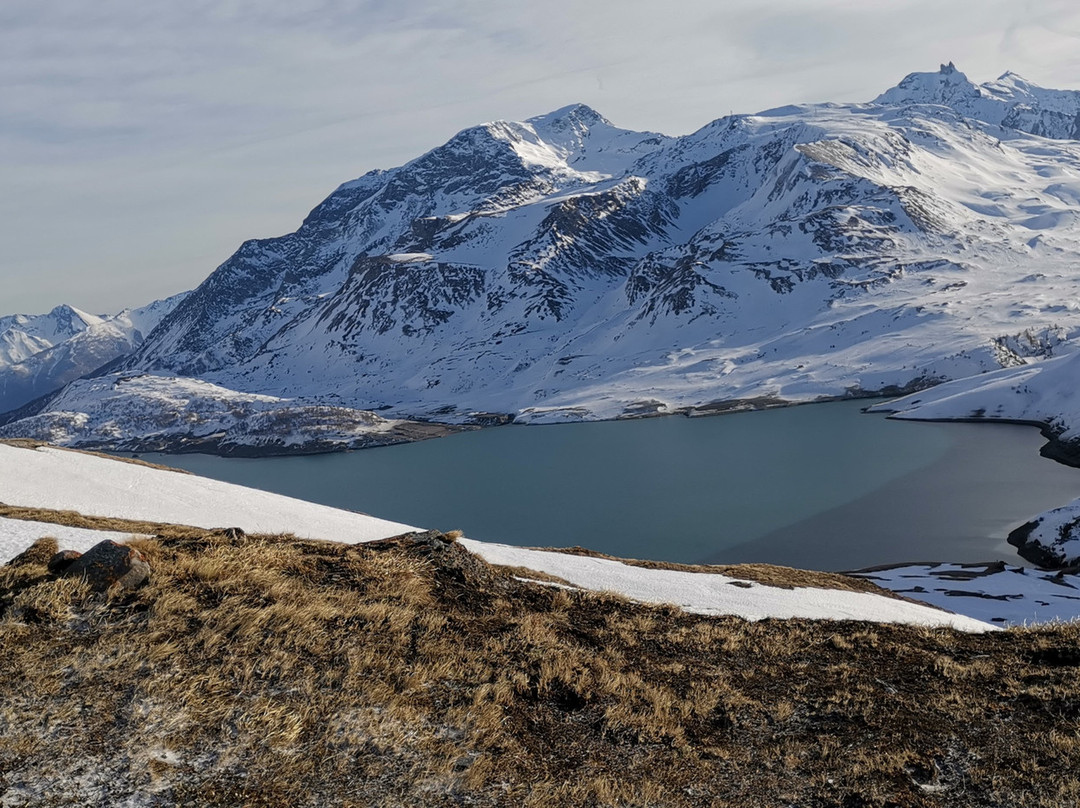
xmin=0 ymin=305 xmax=98 ymax=367
xmin=11 ymin=64 xmax=1080 ymax=448
xmin=0 ymin=293 xmax=187 ymax=415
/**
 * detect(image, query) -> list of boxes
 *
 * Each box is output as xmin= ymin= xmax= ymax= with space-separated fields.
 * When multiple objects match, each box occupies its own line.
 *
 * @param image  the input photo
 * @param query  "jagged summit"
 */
xmin=528 ymin=102 xmax=610 ymax=129
xmin=872 ymin=63 xmax=1080 ymax=138
xmin=873 ymin=62 xmax=984 ymax=107
xmin=47 ymin=304 xmax=99 ymax=326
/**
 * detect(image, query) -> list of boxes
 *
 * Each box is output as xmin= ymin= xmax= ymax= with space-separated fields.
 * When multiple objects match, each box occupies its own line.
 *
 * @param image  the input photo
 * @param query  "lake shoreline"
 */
xmin=878 ymin=413 xmax=1080 ymax=469
xmin=136 ymin=400 xmax=1080 ymax=575
xmin=109 ymin=390 xmax=910 ymax=460
xmin=872 ymin=413 xmax=1080 ymax=569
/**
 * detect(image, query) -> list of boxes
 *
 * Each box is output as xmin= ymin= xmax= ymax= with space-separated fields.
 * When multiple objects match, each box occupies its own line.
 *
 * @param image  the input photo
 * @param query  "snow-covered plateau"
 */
xmin=0 ymin=373 xmax=461 ymax=455
xmin=0 ymin=440 xmax=1013 ymax=631
xmin=9 ymin=64 xmax=1080 ymax=455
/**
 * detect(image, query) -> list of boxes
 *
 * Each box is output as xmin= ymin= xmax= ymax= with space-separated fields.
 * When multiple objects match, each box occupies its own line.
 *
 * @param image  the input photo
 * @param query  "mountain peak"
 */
xmin=520 ymin=102 xmax=668 ymax=174
xmin=987 ymin=70 xmax=1040 ymax=95
xmin=528 ymin=103 xmax=611 ymax=131
xmin=872 ymin=62 xmax=982 ymax=107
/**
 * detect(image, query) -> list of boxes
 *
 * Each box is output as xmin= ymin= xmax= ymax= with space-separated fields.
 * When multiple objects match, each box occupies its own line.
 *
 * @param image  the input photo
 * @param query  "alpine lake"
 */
xmin=139 ymin=399 xmax=1080 ymax=572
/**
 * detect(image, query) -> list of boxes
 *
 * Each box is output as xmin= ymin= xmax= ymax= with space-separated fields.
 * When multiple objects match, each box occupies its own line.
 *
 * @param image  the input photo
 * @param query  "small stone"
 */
xmin=47 ymin=549 xmax=83 ymax=575
xmin=63 ymin=540 xmax=150 ymax=592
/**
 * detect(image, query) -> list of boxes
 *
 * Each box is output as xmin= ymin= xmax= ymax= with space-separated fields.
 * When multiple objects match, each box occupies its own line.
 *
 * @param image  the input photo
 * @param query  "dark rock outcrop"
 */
xmin=61 ymin=540 xmax=150 ymax=592
xmin=47 ymin=549 xmax=83 ymax=575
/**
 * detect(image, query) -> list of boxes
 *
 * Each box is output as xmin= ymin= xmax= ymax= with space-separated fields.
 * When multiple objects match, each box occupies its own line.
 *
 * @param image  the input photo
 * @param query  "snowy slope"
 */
xmin=0 ymin=443 xmax=415 ymax=542
xmin=851 ymin=561 xmax=1080 ymax=626
xmin=463 ymin=540 xmax=996 ymax=630
xmin=871 ymin=350 xmax=1080 ymax=445
xmin=0 ymin=516 xmax=140 ymax=562
xmin=0 ymin=293 xmax=188 ymax=416
xmin=0 ymin=305 xmax=101 ymax=367
xmin=0 ymin=442 xmax=997 ymax=631
xmin=10 ymin=65 xmax=1080 ymax=449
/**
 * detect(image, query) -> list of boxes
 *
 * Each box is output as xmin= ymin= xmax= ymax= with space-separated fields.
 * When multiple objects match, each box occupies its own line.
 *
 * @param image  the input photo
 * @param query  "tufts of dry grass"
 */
xmin=0 ymin=503 xmax=216 ymax=540
xmin=0 ymin=528 xmax=1079 ymax=806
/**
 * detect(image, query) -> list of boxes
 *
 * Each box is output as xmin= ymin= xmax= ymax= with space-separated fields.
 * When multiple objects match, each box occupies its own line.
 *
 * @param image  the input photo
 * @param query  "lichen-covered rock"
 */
xmin=62 ymin=540 xmax=149 ymax=592
xmin=47 ymin=549 xmax=83 ymax=575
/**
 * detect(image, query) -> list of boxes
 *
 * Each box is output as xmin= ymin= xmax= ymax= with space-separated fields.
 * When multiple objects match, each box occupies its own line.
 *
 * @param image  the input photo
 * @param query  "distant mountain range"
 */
xmin=0 ymin=295 xmax=186 ymax=415
xmin=8 ymin=63 xmax=1080 ymax=454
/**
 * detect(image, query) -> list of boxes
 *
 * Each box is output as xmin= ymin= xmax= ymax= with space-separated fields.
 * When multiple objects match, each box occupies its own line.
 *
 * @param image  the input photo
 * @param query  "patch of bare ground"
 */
xmin=1 ymin=528 xmax=1079 ymax=807
xmin=0 ymin=438 xmax=192 ymax=474
xmin=0 ymin=439 xmax=46 ymax=450
xmin=0 ymin=503 xmax=211 ymax=539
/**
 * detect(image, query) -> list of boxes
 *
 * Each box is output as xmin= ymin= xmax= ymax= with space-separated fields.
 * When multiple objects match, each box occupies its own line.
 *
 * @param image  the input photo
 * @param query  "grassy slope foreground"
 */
xmin=1 ymin=528 xmax=1079 ymax=807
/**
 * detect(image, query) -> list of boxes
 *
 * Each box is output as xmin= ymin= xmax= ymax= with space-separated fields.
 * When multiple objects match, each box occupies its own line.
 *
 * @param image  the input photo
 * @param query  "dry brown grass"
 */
xmin=0 ymin=503 xmax=211 ymax=539
xmin=1 ymin=528 xmax=1079 ymax=807
xmin=0 ymin=438 xmax=46 ymax=450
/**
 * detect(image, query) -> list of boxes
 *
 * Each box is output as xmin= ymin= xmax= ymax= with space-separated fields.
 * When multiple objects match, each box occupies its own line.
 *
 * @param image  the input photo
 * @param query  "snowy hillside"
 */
xmin=0 ymin=293 xmax=187 ymax=416
xmin=0 ymin=441 xmax=999 ymax=630
xmin=10 ymin=64 xmax=1080 ymax=447
xmin=850 ymin=561 xmax=1080 ymax=626
xmin=0 ymin=373 xmax=461 ymax=455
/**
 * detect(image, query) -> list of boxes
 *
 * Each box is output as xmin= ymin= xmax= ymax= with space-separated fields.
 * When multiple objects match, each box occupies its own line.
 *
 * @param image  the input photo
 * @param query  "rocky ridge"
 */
xmin=9 ymin=65 xmax=1080 ymax=451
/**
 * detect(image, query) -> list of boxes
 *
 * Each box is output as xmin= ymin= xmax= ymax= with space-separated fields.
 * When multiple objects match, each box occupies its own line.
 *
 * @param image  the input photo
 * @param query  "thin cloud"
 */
xmin=2 ymin=0 xmax=1079 ymax=313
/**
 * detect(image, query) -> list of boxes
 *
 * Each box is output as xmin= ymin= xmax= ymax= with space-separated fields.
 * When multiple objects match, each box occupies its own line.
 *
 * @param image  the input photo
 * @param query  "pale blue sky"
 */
xmin=4 ymin=0 xmax=1080 ymax=314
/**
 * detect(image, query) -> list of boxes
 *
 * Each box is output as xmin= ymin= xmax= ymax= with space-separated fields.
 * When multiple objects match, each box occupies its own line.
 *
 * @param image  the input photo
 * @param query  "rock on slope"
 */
xmin=11 ymin=64 xmax=1080 ymax=447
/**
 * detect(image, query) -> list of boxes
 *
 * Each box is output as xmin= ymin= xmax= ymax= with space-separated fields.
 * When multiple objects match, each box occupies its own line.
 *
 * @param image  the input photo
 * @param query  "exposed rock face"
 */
xmin=61 ymin=540 xmax=150 ymax=592
xmin=1008 ymin=515 xmax=1080 ymax=569
xmin=11 ymin=65 xmax=1080 ymax=450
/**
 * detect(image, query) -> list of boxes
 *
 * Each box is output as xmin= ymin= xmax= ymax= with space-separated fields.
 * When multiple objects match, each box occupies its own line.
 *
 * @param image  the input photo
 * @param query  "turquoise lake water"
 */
xmin=141 ymin=400 xmax=1080 ymax=570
